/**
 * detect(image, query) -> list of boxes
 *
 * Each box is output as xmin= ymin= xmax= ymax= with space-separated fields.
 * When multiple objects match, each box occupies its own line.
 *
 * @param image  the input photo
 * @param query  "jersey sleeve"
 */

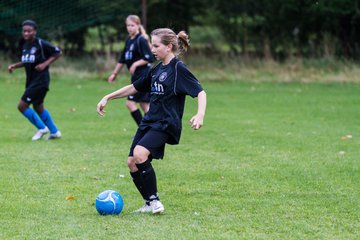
xmin=118 ymin=38 xmax=128 ymax=64
xmin=42 ymin=39 xmax=61 ymax=58
xmin=118 ymin=51 xmax=126 ymax=63
xmin=133 ymin=68 xmax=152 ymax=92
xmin=175 ymin=62 xmax=203 ymax=98
xmin=138 ymin=36 xmax=154 ymax=63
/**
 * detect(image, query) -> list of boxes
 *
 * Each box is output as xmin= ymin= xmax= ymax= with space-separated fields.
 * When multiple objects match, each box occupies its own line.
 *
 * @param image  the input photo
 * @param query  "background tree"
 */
xmin=146 ymin=0 xmax=206 ymax=33
xmin=1 ymin=0 xmax=360 ymax=59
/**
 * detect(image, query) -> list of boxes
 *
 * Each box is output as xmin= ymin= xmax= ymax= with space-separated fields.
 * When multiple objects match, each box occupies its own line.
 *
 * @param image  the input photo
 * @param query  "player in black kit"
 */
xmin=97 ymin=28 xmax=207 ymax=214
xmin=8 ymin=20 xmax=62 ymax=141
xmin=107 ymin=15 xmax=154 ymax=126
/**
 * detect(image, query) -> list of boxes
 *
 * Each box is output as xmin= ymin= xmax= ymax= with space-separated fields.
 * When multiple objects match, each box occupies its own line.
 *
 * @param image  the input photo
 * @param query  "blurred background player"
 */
xmin=97 ymin=28 xmax=207 ymax=214
xmin=107 ymin=15 xmax=154 ymax=126
xmin=8 ymin=20 xmax=62 ymax=140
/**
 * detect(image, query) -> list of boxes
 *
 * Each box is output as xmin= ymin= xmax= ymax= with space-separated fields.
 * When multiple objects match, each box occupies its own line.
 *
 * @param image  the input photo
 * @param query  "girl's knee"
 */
xmin=17 ymin=105 xmax=23 ymax=112
xmin=17 ymin=101 xmax=28 ymax=113
xmin=126 ymin=100 xmax=137 ymax=112
xmin=33 ymin=104 xmax=44 ymax=114
xmin=133 ymin=146 xmax=150 ymax=164
xmin=127 ymin=157 xmax=137 ymax=171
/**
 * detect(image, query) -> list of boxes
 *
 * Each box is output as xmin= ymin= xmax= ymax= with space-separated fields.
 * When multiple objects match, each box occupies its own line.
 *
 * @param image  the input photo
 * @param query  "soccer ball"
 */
xmin=95 ymin=190 xmax=124 ymax=215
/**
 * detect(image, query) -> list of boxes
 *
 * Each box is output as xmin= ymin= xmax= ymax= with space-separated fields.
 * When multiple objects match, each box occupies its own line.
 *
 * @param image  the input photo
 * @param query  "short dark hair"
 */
xmin=22 ymin=20 xmax=37 ymax=30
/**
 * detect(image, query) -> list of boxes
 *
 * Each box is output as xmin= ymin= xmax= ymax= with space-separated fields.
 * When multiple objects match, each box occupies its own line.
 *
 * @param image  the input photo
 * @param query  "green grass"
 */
xmin=0 ymin=65 xmax=359 ymax=239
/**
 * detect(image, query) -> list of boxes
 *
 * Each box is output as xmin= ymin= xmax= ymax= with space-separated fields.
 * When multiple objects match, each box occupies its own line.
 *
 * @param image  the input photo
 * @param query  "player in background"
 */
xmin=107 ymin=15 xmax=154 ymax=126
xmin=8 ymin=20 xmax=62 ymax=141
xmin=97 ymin=28 xmax=207 ymax=214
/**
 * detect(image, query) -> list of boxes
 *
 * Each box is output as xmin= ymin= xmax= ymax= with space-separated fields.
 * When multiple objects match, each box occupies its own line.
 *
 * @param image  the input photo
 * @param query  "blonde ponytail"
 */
xmin=139 ymin=24 xmax=150 ymax=44
xmin=177 ymin=31 xmax=190 ymax=55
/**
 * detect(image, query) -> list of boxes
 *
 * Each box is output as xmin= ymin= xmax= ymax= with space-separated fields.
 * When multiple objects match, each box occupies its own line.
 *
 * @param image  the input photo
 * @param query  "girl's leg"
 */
xmin=128 ymin=129 xmax=168 ymax=213
xmin=18 ymin=100 xmax=47 ymax=132
xmin=128 ymin=156 xmax=151 ymax=212
xmin=34 ymin=104 xmax=59 ymax=135
xmin=126 ymin=100 xmax=142 ymax=126
xmin=133 ymin=146 xmax=159 ymax=200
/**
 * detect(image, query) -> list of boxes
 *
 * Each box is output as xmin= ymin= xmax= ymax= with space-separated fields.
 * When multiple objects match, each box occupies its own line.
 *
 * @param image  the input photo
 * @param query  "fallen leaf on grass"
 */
xmin=66 ymin=196 xmax=75 ymax=200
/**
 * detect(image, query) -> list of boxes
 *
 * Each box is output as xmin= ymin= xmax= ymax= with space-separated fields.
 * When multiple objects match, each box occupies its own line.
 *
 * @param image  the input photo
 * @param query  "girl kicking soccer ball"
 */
xmin=97 ymin=28 xmax=207 ymax=214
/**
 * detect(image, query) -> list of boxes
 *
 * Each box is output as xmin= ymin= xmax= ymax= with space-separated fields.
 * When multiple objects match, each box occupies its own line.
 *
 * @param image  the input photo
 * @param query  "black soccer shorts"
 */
xmin=129 ymin=128 xmax=170 ymax=159
xmin=21 ymin=86 xmax=48 ymax=105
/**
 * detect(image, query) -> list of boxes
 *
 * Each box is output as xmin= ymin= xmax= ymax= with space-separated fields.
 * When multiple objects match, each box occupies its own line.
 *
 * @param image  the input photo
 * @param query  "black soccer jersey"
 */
xmin=118 ymin=33 xmax=154 ymax=82
xmin=133 ymin=57 xmax=203 ymax=144
xmin=21 ymin=37 xmax=61 ymax=89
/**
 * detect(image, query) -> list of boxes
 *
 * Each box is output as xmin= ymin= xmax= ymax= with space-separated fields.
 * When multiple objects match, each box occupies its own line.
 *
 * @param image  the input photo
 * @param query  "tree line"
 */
xmin=1 ymin=0 xmax=359 ymax=60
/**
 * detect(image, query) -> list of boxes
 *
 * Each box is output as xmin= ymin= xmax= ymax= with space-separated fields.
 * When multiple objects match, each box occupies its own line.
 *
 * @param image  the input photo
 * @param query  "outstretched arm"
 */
xmin=190 ymin=90 xmax=207 ymax=130
xmin=97 ymin=84 xmax=138 ymax=116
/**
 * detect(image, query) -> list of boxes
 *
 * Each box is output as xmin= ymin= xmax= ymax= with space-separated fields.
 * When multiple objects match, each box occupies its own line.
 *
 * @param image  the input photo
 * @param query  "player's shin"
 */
xmin=22 ymin=108 xmax=46 ymax=129
xmin=39 ymin=109 xmax=58 ymax=133
xmin=135 ymin=160 xmax=159 ymax=202
xmin=130 ymin=170 xmax=149 ymax=204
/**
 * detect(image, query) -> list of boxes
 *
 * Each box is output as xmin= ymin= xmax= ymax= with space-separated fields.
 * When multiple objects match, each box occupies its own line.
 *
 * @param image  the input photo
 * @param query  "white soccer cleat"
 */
xmin=32 ymin=127 xmax=49 ymax=141
xmin=150 ymin=200 xmax=164 ymax=214
xmin=134 ymin=203 xmax=152 ymax=213
xmin=45 ymin=130 xmax=61 ymax=140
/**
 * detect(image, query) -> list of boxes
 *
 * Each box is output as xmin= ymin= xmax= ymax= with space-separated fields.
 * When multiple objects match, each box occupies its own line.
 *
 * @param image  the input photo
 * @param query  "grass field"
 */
xmin=0 ymin=61 xmax=359 ymax=239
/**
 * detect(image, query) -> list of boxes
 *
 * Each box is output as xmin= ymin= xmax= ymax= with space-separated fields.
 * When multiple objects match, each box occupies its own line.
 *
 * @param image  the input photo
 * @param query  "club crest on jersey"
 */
xmin=30 ymin=47 xmax=37 ymax=54
xmin=159 ymin=72 xmax=167 ymax=82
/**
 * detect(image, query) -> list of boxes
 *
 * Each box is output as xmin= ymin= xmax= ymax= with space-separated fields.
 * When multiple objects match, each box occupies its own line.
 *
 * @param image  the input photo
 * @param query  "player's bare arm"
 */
xmin=190 ymin=90 xmax=207 ymax=130
xmin=129 ymin=59 xmax=149 ymax=75
xmin=8 ymin=62 xmax=24 ymax=73
xmin=97 ymin=84 xmax=138 ymax=116
xmin=108 ymin=63 xmax=123 ymax=83
xmin=35 ymin=52 xmax=62 ymax=71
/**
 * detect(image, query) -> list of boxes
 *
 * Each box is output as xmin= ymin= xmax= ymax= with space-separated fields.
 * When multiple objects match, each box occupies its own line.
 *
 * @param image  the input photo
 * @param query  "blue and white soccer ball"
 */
xmin=95 ymin=190 xmax=124 ymax=215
